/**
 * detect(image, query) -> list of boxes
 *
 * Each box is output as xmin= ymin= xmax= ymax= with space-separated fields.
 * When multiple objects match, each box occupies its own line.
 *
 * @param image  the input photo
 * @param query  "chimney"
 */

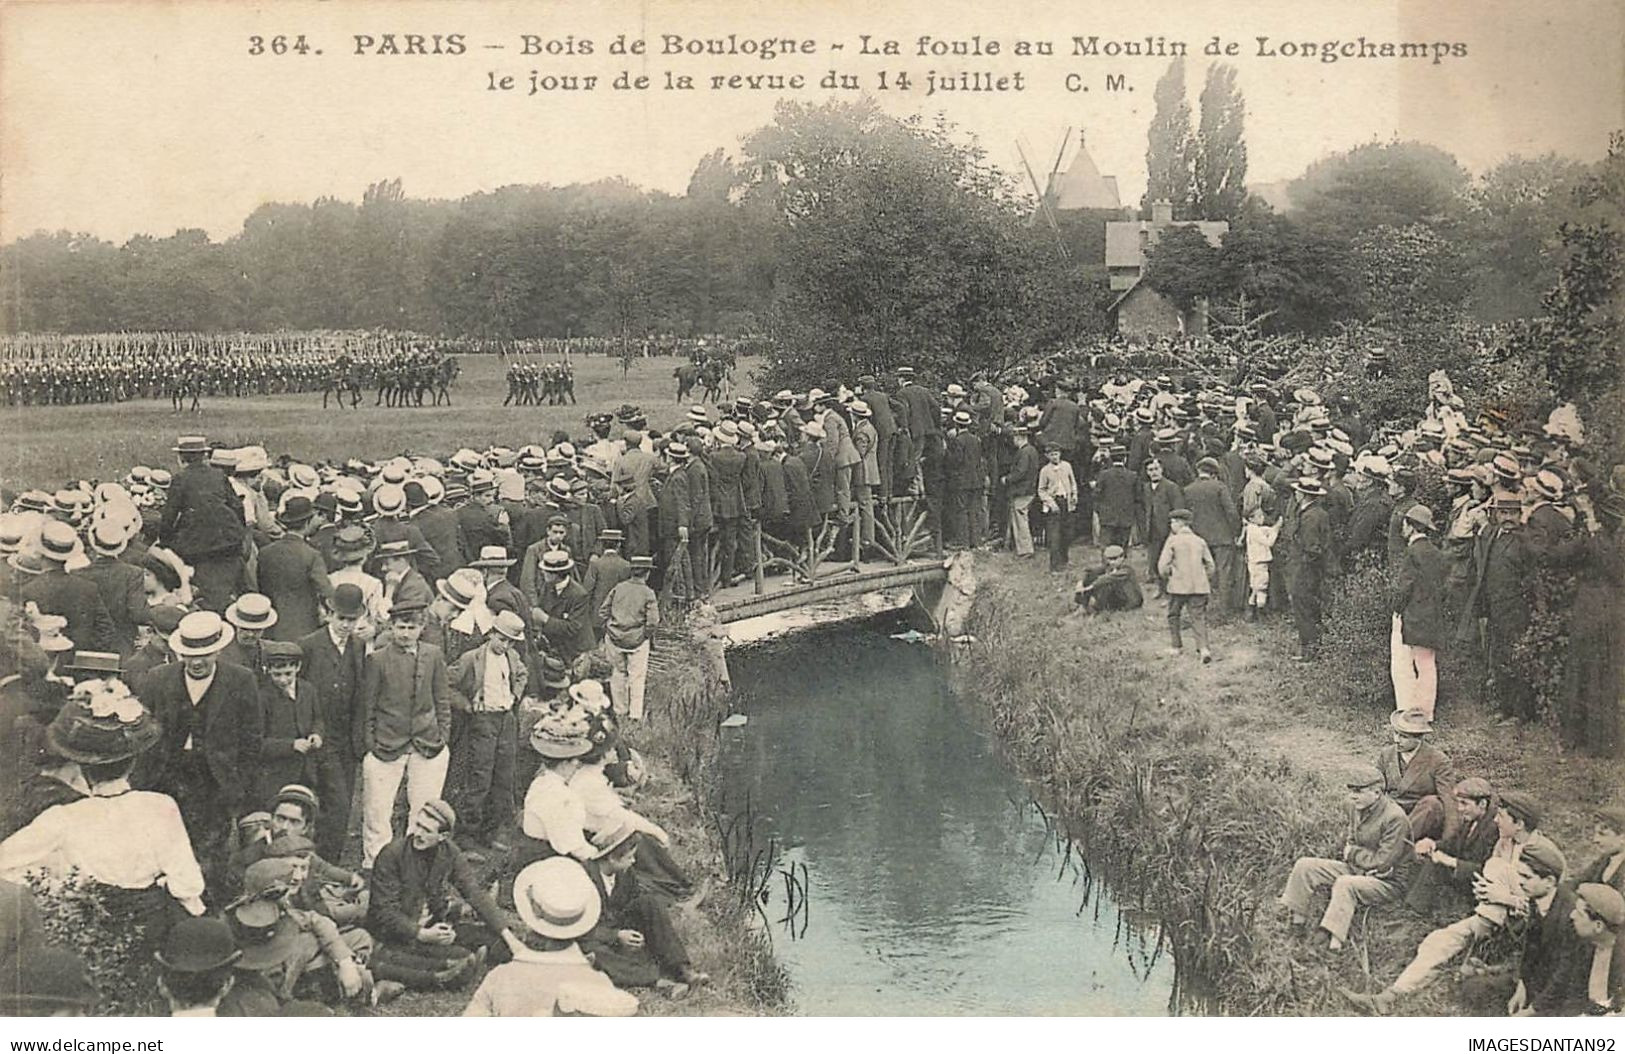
xmin=1151 ymin=199 xmax=1173 ymax=225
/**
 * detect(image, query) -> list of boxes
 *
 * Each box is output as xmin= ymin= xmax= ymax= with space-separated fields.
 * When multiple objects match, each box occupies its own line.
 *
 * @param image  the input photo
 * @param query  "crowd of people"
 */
xmin=502 ymin=361 xmax=577 ymax=407
xmin=0 ymin=430 xmax=721 ymax=1015
xmin=0 ymin=340 xmax=1619 ymax=1017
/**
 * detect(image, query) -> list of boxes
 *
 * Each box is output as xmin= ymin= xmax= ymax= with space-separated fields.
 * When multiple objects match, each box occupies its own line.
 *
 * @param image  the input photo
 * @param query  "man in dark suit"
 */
xmin=895 ymin=366 xmax=938 ymax=469
xmin=408 ymin=481 xmax=461 ymax=581
xmin=455 ymin=472 xmax=510 ymax=568
xmin=377 ymin=539 xmax=432 ymax=617
xmin=1391 ymin=504 xmax=1448 ymax=722
xmin=134 ymin=611 xmax=263 ymax=881
xmin=1093 ymin=450 xmax=1140 ymax=550
xmin=945 ymin=410 xmax=984 ymax=549
xmin=708 ymin=423 xmax=748 ymax=588
xmin=1185 ymin=458 xmax=1243 ymax=611
xmin=297 ymin=583 xmax=367 ymax=862
xmin=583 ymin=822 xmax=707 ymax=991
xmin=253 ymin=496 xmax=333 ymax=643
xmin=357 ymin=599 xmax=451 ymax=869
xmin=256 ymin=640 xmax=331 ymax=806
xmin=158 ymin=435 xmax=247 ymax=612
xmin=76 ymin=520 xmax=146 ymax=658
xmin=1405 ymin=777 xmax=1498 ymax=915
xmin=21 ymin=522 xmax=115 ymax=656
xmin=861 ymin=376 xmax=899 ymax=500
xmin=532 ymin=550 xmax=595 ymax=670
xmin=1285 ymin=478 xmax=1333 ymax=660
xmin=656 ymin=444 xmax=693 ymax=595
xmin=1376 ymin=708 xmax=1459 ymax=842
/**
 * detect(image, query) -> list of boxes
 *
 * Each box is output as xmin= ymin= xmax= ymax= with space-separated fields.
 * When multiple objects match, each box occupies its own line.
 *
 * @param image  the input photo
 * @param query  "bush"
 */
xmin=25 ymin=872 xmax=160 ymax=1015
xmin=1319 ymin=564 xmax=1395 ymax=708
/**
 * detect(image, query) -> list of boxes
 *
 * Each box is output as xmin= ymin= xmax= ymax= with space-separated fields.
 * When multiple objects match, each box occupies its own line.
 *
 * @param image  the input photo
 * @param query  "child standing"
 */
xmin=1036 ymin=445 xmax=1078 ymax=571
xmin=1241 ymin=507 xmax=1280 ymax=622
xmin=1158 ymin=509 xmax=1216 ymax=664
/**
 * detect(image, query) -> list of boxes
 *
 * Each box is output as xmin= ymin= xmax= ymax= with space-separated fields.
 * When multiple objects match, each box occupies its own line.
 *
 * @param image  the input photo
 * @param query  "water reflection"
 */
xmin=718 ymin=622 xmax=1175 ymax=1016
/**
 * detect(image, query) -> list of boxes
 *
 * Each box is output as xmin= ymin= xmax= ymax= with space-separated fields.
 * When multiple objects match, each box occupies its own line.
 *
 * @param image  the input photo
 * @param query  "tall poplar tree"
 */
xmin=1141 ymin=58 xmax=1193 ymax=218
xmin=1193 ymin=63 xmax=1248 ymax=221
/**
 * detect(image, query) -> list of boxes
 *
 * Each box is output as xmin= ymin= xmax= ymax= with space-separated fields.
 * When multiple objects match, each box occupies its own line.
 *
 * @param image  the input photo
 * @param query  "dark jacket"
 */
xmin=253 ymin=535 xmax=333 ymax=642
xmin=1003 ymin=444 xmax=1042 ymax=499
xmin=1183 ymin=477 xmax=1241 ymax=550
xmin=686 ymin=457 xmax=713 ymax=532
xmin=1392 ymin=535 xmax=1449 ymax=650
xmin=780 ymin=456 xmax=815 ymax=534
xmin=258 ymin=677 xmax=327 ymax=803
xmin=159 ymin=461 xmax=246 ymax=559
xmin=21 ymin=570 xmax=115 ymax=655
xmin=1376 ymin=742 xmax=1459 ymax=839
xmin=537 ymin=578 xmax=596 ymax=662
xmin=367 ymin=838 xmax=506 ymax=946
xmin=708 ymin=447 xmax=747 ymax=520
xmin=456 ymin=501 xmax=509 ymax=564
xmin=656 ymin=465 xmax=692 ymax=537
xmin=897 ymin=381 xmax=939 ymax=440
xmin=413 ymin=506 xmax=463 ymax=580
xmin=297 ymin=626 xmax=365 ymax=763
xmin=357 ymin=640 xmax=451 ymax=761
xmin=946 ymin=431 xmax=984 ymax=492
xmin=75 ymin=557 xmax=148 ymax=657
xmin=135 ymin=660 xmax=264 ymax=814
xmin=1095 ymin=465 xmax=1139 ymax=530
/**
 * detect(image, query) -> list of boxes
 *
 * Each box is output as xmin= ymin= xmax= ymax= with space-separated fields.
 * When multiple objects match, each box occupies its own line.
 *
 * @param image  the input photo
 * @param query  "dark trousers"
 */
xmin=450 ymin=709 xmax=517 ymax=843
xmin=1292 ymin=563 xmax=1324 ymax=649
xmin=189 ymin=552 xmax=244 ymax=613
xmin=1167 ymin=593 xmax=1210 ymax=651
xmin=1045 ymin=510 xmax=1070 ymax=570
xmin=688 ymin=529 xmax=711 ymax=597
xmin=950 ymin=490 xmax=978 ymax=548
xmin=1146 ymin=531 xmax=1169 ymax=592
xmin=166 ymin=752 xmax=235 ymax=890
xmin=372 ymin=923 xmax=504 ymax=990
xmin=736 ymin=516 xmax=760 ymax=577
xmin=715 ymin=516 xmax=741 ymax=585
xmin=316 ymin=753 xmax=356 ymax=864
xmin=922 ymin=492 xmax=945 ymax=555
xmin=624 ymin=509 xmax=652 ymax=558
xmin=1100 ymin=523 xmax=1132 ymax=550
xmin=1210 ymin=545 xmax=1239 ymax=612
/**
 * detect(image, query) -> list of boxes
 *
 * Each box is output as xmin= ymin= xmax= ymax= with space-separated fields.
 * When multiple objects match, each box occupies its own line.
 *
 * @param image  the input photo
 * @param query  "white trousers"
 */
xmin=609 ymin=640 xmax=652 ymax=720
xmin=1390 ymin=614 xmax=1438 ymax=720
xmin=361 ymin=748 xmax=450 ymax=867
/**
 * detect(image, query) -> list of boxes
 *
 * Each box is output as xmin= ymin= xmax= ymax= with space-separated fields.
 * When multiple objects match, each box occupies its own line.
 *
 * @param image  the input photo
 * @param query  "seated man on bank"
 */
xmin=1278 ymin=763 xmax=1412 ymax=952
xmin=1459 ymin=870 xmax=1623 ymax=1016
xmin=582 ymin=820 xmax=709 ymax=997
xmin=1343 ymin=789 xmax=1566 ymax=1012
xmin=367 ymin=799 xmax=526 ymax=991
xmin=1377 ymin=708 xmax=1459 ymax=842
xmin=1574 ymin=805 xmax=1625 ymax=895
xmin=1073 ymin=545 xmax=1144 ymax=615
xmin=1403 ymin=776 xmax=1500 ymax=917
xmin=464 ymin=856 xmax=638 ymax=1017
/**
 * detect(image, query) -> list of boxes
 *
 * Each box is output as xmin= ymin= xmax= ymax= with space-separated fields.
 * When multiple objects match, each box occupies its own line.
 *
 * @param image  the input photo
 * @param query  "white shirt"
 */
xmin=0 ymin=781 xmax=206 ymax=907
xmin=480 ymin=649 xmax=514 ymax=712
xmin=567 ymin=765 xmax=633 ymax=833
xmin=464 ymin=945 xmax=637 ymax=1018
xmin=520 ymin=769 xmax=589 ymax=857
xmin=183 ymin=669 xmax=215 ymax=749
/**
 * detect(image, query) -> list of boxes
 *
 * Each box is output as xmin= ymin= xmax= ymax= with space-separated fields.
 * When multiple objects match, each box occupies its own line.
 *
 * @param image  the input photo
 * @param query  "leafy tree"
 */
xmin=1539 ymin=132 xmax=1624 ymax=408
xmin=1142 ymin=224 xmax=1224 ymax=310
xmin=1460 ymin=155 xmax=1588 ymax=320
xmin=1289 ymin=141 xmax=1469 ymax=239
xmin=1192 ymin=63 xmax=1247 ymax=222
xmin=1217 ymin=203 xmax=1363 ymax=333
xmin=1142 ymin=59 xmax=1194 ymax=218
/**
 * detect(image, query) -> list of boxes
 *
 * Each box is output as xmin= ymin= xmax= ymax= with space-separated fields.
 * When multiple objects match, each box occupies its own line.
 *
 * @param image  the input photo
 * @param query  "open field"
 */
xmin=960 ymin=546 xmax=1623 ymax=1015
xmin=0 ymin=354 xmax=761 ymax=487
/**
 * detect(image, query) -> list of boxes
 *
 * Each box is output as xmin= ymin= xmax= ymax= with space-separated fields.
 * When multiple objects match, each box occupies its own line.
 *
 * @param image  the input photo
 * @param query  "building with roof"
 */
xmin=1104 ymin=200 xmax=1230 ymax=338
xmin=1043 ymin=133 xmax=1122 ymax=212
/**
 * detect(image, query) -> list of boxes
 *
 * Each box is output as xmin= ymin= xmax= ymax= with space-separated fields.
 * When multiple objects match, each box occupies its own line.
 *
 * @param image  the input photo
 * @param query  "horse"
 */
xmin=674 ymin=362 xmax=701 ymax=403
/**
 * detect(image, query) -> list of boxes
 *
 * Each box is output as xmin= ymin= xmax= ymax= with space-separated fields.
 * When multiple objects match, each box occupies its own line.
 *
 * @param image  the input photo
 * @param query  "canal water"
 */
xmin=718 ymin=619 xmax=1176 ymax=1016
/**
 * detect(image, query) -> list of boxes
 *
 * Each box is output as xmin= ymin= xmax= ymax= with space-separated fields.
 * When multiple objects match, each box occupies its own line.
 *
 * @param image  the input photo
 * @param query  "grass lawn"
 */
xmin=961 ymin=544 xmax=1623 ymax=1015
xmin=0 ymin=354 xmax=758 ymax=488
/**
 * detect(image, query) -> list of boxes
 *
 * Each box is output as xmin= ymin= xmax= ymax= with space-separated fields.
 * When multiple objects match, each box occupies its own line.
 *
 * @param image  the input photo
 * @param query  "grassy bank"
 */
xmin=383 ymin=629 xmax=787 ymax=1017
xmin=956 ymin=546 xmax=1621 ymax=1016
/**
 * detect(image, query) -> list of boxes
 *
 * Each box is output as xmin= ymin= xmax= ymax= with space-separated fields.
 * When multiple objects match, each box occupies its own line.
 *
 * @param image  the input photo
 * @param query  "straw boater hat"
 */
xmin=374 ymin=539 xmax=419 ymax=563
xmin=568 ymin=680 xmax=610 ymax=712
xmin=37 ymin=521 xmax=79 ymax=564
xmin=513 ymin=857 xmax=602 ymax=940
xmin=539 ymin=550 xmax=575 ymax=576
xmin=469 ymin=545 xmax=514 ymax=569
xmin=491 ymin=610 xmax=525 ymax=642
xmin=437 ymin=568 xmax=484 ymax=609
xmin=225 ymin=594 xmax=278 ymax=632
xmin=1389 ymin=708 xmax=1433 ymax=736
xmin=172 ymin=435 xmax=210 ymax=455
xmin=169 ymin=611 xmax=235 ymax=658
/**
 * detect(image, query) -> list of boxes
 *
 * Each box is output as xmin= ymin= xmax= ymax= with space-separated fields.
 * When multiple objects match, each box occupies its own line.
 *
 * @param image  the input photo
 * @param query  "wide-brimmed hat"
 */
xmin=45 ymin=680 xmax=160 ymax=764
xmin=1292 ymin=477 xmax=1327 ymax=497
xmin=514 ymin=857 xmax=601 ymax=940
xmin=491 ymin=610 xmax=525 ymax=642
xmin=530 ymin=716 xmax=593 ymax=759
xmin=1529 ymin=470 xmax=1564 ymax=501
xmin=225 ymin=594 xmax=278 ymax=632
xmin=169 ymin=611 xmax=235 ymax=657
xmin=469 ymin=545 xmax=514 ymax=569
xmin=37 ymin=521 xmax=79 ymax=564
xmin=540 ymin=550 xmax=575 ymax=576
xmin=1402 ymin=504 xmax=1435 ymax=531
xmin=436 ymin=568 xmax=483 ymax=610
xmin=1390 ymin=708 xmax=1433 ymax=735
xmin=62 ymin=651 xmax=121 ymax=676
xmin=154 ymin=917 xmax=240 ymax=973
xmin=591 ymin=820 xmax=639 ymax=860
xmin=568 ymin=679 xmax=610 ymax=712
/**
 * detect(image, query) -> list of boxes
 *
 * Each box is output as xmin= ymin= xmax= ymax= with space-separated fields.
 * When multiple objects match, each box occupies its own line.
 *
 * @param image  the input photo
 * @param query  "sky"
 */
xmin=1 ymin=0 xmax=1620 ymax=245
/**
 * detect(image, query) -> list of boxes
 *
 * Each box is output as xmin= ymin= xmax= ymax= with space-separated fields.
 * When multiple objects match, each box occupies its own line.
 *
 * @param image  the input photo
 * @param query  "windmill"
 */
xmin=1016 ymin=127 xmax=1072 ymax=261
